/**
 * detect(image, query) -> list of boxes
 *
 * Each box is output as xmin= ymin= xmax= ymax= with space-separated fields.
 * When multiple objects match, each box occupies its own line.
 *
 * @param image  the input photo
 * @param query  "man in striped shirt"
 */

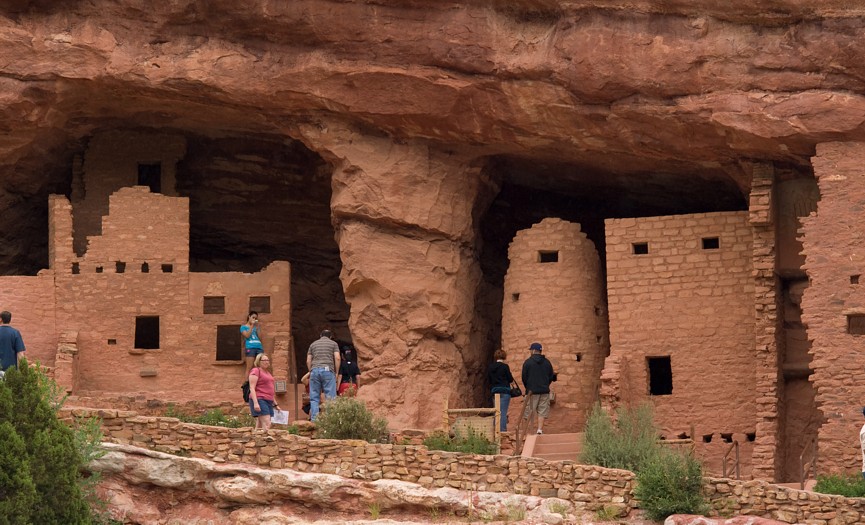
xmin=306 ymin=329 xmax=341 ymax=422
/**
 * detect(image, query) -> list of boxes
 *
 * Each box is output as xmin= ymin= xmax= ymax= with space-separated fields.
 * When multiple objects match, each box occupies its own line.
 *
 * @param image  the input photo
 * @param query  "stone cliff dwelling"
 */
xmin=3 ymin=1 xmax=865 ymax=486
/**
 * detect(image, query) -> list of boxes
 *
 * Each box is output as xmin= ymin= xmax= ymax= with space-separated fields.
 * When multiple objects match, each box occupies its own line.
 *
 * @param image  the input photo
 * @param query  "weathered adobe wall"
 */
xmin=800 ymin=142 xmax=865 ymax=475
xmin=604 ymin=211 xmax=756 ymax=476
xmin=45 ymin=189 xmax=292 ymax=401
xmin=64 ymin=408 xmax=865 ymax=524
xmin=501 ymin=218 xmax=609 ymax=433
xmin=73 ymin=130 xmax=186 ymax=255
xmin=0 ymin=274 xmax=56 ymax=365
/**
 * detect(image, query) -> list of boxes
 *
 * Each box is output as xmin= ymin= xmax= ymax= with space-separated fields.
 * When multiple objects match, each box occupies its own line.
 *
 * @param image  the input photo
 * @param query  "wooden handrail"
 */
xmin=722 ymin=440 xmax=740 ymax=479
xmin=799 ymin=436 xmax=818 ymax=490
xmin=513 ymin=393 xmax=537 ymax=455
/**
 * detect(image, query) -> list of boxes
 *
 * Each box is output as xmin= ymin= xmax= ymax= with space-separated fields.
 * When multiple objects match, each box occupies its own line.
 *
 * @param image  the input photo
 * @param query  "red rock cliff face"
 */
xmin=3 ymin=1 xmax=865 ymax=430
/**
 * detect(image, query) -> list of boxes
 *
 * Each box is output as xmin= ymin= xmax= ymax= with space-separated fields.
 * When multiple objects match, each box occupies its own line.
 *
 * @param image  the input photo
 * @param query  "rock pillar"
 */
xmin=302 ymin=126 xmax=496 ymax=429
xmin=801 ymin=142 xmax=865 ymax=475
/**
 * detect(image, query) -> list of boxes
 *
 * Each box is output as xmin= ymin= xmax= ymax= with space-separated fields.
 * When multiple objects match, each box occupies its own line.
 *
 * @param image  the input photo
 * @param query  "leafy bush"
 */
xmin=0 ymin=359 xmax=97 ymax=523
xmin=164 ymin=405 xmax=254 ymax=428
xmin=580 ymin=403 xmax=658 ymax=472
xmin=314 ymin=396 xmax=389 ymax=442
xmin=423 ymin=429 xmax=497 ymax=455
xmin=813 ymin=474 xmax=865 ymax=498
xmin=634 ymin=448 xmax=707 ymax=521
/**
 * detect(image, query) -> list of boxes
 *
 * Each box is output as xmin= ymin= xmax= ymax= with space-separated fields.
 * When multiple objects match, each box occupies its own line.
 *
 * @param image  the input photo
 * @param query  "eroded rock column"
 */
xmin=301 ymin=126 xmax=496 ymax=429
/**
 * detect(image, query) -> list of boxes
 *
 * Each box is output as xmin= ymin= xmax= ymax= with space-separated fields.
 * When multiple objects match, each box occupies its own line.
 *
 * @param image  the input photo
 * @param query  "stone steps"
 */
xmin=521 ymin=432 xmax=583 ymax=462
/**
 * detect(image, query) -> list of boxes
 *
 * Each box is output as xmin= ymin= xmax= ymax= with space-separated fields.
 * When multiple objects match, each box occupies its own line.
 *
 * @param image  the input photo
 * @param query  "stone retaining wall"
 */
xmin=63 ymin=408 xmax=865 ymax=523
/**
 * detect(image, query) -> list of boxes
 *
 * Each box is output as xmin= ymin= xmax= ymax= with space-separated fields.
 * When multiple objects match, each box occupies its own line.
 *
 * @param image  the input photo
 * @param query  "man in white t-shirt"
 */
xmin=860 ymin=407 xmax=865 ymax=479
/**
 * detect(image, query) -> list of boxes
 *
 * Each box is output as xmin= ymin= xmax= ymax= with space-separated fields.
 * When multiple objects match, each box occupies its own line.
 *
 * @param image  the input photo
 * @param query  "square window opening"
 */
xmin=512 ymin=293 xmax=520 ymax=302
xmin=203 ymin=296 xmax=226 ymax=315
xmin=702 ymin=237 xmax=720 ymax=250
xmin=249 ymin=296 xmax=271 ymax=314
xmin=852 ymin=275 xmax=860 ymax=285
xmin=216 ymin=325 xmax=243 ymax=361
xmin=632 ymin=242 xmax=649 ymax=255
xmin=161 ymin=264 xmax=173 ymax=273
xmin=847 ymin=314 xmax=865 ymax=335
xmin=134 ymin=316 xmax=160 ymax=349
xmin=538 ymin=250 xmax=559 ymax=263
xmin=137 ymin=162 xmax=162 ymax=193
xmin=116 ymin=261 xmax=126 ymax=273
xmin=95 ymin=266 xmax=103 ymax=273
xmin=647 ymin=356 xmax=672 ymax=395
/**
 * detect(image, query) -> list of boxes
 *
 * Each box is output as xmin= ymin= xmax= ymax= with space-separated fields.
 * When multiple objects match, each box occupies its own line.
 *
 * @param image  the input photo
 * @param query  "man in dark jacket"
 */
xmin=521 ymin=342 xmax=556 ymax=435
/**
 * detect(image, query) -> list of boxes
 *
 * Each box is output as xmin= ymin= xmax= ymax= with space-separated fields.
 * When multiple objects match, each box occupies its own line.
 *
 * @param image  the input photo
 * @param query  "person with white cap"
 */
xmin=521 ymin=342 xmax=557 ymax=435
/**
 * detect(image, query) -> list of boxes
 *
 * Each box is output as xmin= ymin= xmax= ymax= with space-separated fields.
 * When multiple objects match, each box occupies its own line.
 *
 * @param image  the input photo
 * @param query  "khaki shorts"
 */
xmin=523 ymin=393 xmax=551 ymax=419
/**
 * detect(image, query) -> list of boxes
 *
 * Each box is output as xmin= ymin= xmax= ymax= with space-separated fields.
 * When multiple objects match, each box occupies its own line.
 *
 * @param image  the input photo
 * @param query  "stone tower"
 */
xmin=501 ymin=218 xmax=609 ymax=432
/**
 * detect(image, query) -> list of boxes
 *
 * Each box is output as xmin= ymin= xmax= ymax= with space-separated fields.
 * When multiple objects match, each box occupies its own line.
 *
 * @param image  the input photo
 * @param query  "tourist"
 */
xmin=487 ymin=348 xmax=515 ymax=432
xmin=241 ymin=311 xmax=264 ymax=373
xmin=306 ymin=329 xmax=340 ymax=421
xmin=248 ymin=353 xmax=278 ymax=430
xmin=337 ymin=344 xmax=361 ymax=396
xmin=860 ymin=406 xmax=865 ymax=480
xmin=301 ymin=372 xmax=311 ymax=416
xmin=521 ymin=342 xmax=557 ymax=435
xmin=0 ymin=310 xmax=26 ymax=378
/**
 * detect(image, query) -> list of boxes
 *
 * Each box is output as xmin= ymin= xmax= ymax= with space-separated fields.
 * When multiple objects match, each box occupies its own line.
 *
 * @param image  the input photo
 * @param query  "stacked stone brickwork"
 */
xmin=800 ymin=142 xmax=865 ymax=475
xmin=747 ymin=164 xmax=783 ymax=480
xmin=604 ymin=212 xmax=756 ymax=474
xmin=501 ymin=218 xmax=609 ymax=432
xmin=72 ymin=130 xmax=186 ymax=255
xmin=1 ymin=189 xmax=292 ymax=404
xmin=64 ymin=408 xmax=865 ymax=524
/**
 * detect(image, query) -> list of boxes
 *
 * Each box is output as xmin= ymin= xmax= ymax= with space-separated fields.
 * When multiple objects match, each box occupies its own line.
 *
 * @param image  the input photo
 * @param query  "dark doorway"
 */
xmin=137 ymin=162 xmax=162 ymax=193
xmin=647 ymin=356 xmax=673 ymax=395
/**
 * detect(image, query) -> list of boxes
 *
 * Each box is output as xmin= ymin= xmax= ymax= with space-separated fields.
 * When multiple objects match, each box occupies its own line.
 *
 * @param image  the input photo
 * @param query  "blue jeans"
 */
xmin=495 ymin=392 xmax=511 ymax=431
xmin=310 ymin=367 xmax=337 ymax=421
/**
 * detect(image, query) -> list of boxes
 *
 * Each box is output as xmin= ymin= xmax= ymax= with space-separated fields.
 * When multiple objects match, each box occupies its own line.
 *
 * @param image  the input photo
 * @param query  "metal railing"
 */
xmin=799 ymin=436 xmax=818 ymax=490
xmin=722 ymin=440 xmax=740 ymax=479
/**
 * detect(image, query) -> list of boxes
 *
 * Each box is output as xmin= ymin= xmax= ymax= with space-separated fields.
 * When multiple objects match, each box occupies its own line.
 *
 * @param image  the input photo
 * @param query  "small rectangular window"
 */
xmin=96 ymin=266 xmax=104 ymax=273
xmin=141 ymin=262 xmax=149 ymax=273
xmin=71 ymin=263 xmax=80 ymax=274
xmin=134 ymin=316 xmax=160 ymax=349
xmin=848 ymin=314 xmax=865 ymax=335
xmin=216 ymin=325 xmax=242 ymax=361
xmin=632 ymin=242 xmax=649 ymax=255
xmin=538 ymin=251 xmax=559 ymax=263
xmin=647 ymin=356 xmax=672 ymax=395
xmin=249 ymin=296 xmax=271 ymax=314
xmin=851 ymin=275 xmax=860 ymax=285
xmin=161 ymin=264 xmax=173 ymax=273
xmin=116 ymin=261 xmax=126 ymax=273
xmin=203 ymin=296 xmax=226 ymax=315
xmin=702 ymin=237 xmax=720 ymax=250
xmin=137 ymin=162 xmax=162 ymax=193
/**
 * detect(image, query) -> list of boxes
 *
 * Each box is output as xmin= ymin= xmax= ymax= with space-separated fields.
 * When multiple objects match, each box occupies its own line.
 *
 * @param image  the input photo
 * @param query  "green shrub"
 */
xmin=580 ymin=403 xmax=658 ymax=472
xmin=813 ymin=474 xmax=865 ymax=498
xmin=423 ymin=429 xmax=497 ymax=455
xmin=314 ymin=396 xmax=389 ymax=442
xmin=0 ymin=359 xmax=96 ymax=524
xmin=164 ymin=405 xmax=254 ymax=428
xmin=634 ymin=448 xmax=707 ymax=521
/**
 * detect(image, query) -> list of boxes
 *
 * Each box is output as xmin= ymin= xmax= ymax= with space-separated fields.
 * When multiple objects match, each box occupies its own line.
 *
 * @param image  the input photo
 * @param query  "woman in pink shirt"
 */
xmin=248 ymin=354 xmax=278 ymax=430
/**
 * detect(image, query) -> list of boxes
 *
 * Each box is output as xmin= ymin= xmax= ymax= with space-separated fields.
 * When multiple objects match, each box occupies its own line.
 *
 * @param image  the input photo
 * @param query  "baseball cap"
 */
xmin=529 ymin=342 xmax=543 ymax=351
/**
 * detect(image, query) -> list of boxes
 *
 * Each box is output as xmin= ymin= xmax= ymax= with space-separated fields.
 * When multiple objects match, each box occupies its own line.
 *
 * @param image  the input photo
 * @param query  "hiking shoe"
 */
xmin=536 ymin=429 xmax=543 ymax=435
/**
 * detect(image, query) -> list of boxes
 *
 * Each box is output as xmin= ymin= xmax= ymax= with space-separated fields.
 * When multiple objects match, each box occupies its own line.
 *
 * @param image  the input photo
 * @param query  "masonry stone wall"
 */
xmin=800 ymin=142 xmax=865 ymax=475
xmin=72 ymin=130 xmax=186 ymax=254
xmin=604 ymin=211 xmax=756 ymax=475
xmin=62 ymin=407 xmax=865 ymax=524
xmin=0 ymin=275 xmax=56 ymax=364
xmin=501 ymin=218 xmax=609 ymax=432
xmin=2 ymin=187 xmax=293 ymax=404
